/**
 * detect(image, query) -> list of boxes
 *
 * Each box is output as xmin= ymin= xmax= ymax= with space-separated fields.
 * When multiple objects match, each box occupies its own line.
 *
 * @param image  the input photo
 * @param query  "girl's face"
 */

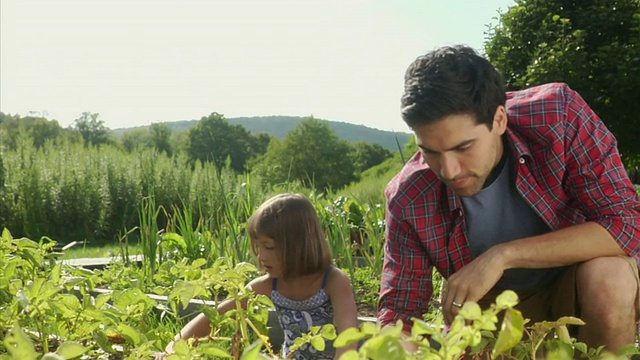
xmin=254 ymin=234 xmax=281 ymax=277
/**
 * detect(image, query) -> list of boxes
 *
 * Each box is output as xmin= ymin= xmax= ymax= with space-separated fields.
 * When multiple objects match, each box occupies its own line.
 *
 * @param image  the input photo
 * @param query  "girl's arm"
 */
xmin=164 ymin=299 xmax=235 ymax=353
xmin=326 ymin=268 xmax=360 ymax=358
xmin=164 ymin=275 xmax=272 ymax=353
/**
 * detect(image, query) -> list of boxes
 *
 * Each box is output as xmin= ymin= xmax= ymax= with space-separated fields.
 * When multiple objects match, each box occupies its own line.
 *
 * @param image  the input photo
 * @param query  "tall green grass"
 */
xmin=1 ymin=139 xmax=263 ymax=245
xmin=2 ymin=131 xmax=392 ymax=285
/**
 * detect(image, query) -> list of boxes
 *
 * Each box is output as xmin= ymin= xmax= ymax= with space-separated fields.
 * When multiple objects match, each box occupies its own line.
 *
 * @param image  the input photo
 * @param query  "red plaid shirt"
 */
xmin=378 ymin=83 xmax=640 ymax=331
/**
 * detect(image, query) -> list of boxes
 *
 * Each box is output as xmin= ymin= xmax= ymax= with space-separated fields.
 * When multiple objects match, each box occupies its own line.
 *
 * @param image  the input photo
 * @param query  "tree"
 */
xmin=485 ymin=0 xmax=640 ymax=162
xmin=73 ymin=112 xmax=110 ymax=147
xmin=150 ymin=123 xmax=173 ymax=156
xmin=31 ymin=118 xmax=63 ymax=149
xmin=251 ymin=132 xmax=272 ymax=156
xmin=0 ymin=113 xmax=67 ymax=150
xmin=187 ymin=112 xmax=253 ymax=172
xmin=121 ymin=128 xmax=151 ymax=152
xmin=349 ymin=141 xmax=393 ymax=176
xmin=259 ymin=118 xmax=356 ymax=191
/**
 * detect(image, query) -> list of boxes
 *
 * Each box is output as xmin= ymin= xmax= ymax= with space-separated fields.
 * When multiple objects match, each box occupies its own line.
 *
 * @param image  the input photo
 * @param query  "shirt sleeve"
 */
xmin=562 ymin=87 xmax=640 ymax=260
xmin=378 ymin=184 xmax=435 ymax=333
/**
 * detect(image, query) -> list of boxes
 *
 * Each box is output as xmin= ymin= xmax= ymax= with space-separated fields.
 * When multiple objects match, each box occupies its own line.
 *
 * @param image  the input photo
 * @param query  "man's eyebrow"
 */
xmin=418 ymin=139 xmax=475 ymax=153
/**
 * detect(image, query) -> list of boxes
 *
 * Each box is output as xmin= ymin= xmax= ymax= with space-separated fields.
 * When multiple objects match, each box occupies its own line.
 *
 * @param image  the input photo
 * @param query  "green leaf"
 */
xmin=172 ymin=281 xmax=207 ymax=309
xmin=92 ymin=330 xmax=116 ymax=354
xmin=411 ymin=319 xmax=437 ymax=336
xmin=361 ymin=321 xmax=377 ymax=335
xmin=574 ymin=342 xmax=588 ymax=354
xmin=321 ymin=324 xmax=337 ymax=340
xmin=41 ymin=354 xmax=65 ymax=360
xmin=172 ymin=339 xmax=190 ymax=355
xmin=234 ymin=261 xmax=258 ymax=274
xmin=240 ymin=339 xmax=263 ymax=360
xmin=338 ymin=350 xmax=360 ymax=360
xmin=476 ymin=311 xmax=498 ymax=331
xmin=379 ymin=320 xmax=403 ymax=337
xmin=55 ymin=341 xmax=89 ymax=359
xmin=495 ymin=290 xmax=519 ymax=309
xmin=118 ymin=324 xmax=142 ymax=346
xmin=554 ymin=316 xmax=585 ymax=327
xmin=95 ymin=293 xmax=112 ymax=308
xmin=198 ymin=344 xmax=232 ymax=358
xmin=335 ymin=327 xmax=366 ymax=348
xmin=361 ymin=335 xmax=406 ymax=360
xmin=62 ymin=276 xmax=87 ymax=288
xmin=162 ymin=232 xmax=187 ymax=252
xmin=556 ymin=325 xmax=571 ymax=343
xmin=545 ymin=341 xmax=574 ymax=359
xmin=492 ymin=307 xmax=524 ymax=358
xmin=617 ymin=343 xmax=640 ymax=357
xmin=311 ymin=337 xmax=325 ymax=351
xmin=3 ymin=324 xmax=39 ymax=360
xmin=50 ymin=263 xmax=62 ymax=284
xmin=459 ymin=302 xmax=482 ymax=320
xmin=192 ymin=258 xmax=207 ymax=268
xmin=552 ymin=14 xmax=560 ymax=21
xmin=58 ymin=293 xmax=82 ymax=311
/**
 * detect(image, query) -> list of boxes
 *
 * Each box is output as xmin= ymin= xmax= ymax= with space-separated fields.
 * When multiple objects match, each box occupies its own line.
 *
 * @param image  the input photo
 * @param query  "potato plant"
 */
xmin=2 ymin=229 xmax=638 ymax=359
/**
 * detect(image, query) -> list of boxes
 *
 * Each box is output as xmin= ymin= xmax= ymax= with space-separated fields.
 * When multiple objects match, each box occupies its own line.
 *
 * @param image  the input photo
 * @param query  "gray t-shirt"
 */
xmin=461 ymin=148 xmax=565 ymax=290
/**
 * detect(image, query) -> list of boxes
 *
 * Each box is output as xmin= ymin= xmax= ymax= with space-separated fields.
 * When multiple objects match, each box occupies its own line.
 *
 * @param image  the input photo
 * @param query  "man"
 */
xmin=378 ymin=45 xmax=640 ymax=352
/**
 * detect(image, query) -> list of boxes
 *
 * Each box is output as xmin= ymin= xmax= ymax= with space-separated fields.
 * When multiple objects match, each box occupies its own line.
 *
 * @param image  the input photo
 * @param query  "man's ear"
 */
xmin=493 ymin=106 xmax=508 ymax=135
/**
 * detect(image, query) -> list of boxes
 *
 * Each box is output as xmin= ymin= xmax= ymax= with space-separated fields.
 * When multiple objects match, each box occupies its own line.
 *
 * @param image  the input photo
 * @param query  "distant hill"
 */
xmin=111 ymin=115 xmax=412 ymax=152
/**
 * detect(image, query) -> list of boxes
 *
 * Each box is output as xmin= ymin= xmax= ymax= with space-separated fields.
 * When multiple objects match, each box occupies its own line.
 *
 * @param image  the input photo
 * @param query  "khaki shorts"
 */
xmin=478 ymin=256 xmax=640 ymax=326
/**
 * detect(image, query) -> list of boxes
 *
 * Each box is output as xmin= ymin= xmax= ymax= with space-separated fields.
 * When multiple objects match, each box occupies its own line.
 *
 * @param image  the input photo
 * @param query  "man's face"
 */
xmin=413 ymin=108 xmax=507 ymax=197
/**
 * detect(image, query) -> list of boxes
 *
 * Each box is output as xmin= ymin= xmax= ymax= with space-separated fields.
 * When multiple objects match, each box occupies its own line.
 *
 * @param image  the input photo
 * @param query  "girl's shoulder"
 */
xmin=325 ymin=267 xmax=354 ymax=296
xmin=247 ymin=274 xmax=274 ymax=297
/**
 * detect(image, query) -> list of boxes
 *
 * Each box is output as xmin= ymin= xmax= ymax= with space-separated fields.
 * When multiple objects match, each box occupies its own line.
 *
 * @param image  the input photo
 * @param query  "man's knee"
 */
xmin=576 ymin=257 xmax=637 ymax=314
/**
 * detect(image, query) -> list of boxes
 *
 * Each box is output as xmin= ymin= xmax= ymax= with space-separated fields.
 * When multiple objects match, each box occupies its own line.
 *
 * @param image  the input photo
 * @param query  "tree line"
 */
xmin=0 ymin=111 xmax=393 ymax=191
xmin=0 ymin=112 xmax=396 ymax=244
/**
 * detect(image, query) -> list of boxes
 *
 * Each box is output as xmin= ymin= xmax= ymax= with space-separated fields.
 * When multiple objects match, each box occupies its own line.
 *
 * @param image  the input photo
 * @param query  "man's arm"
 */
xmin=378 ymin=195 xmax=435 ymax=334
xmin=442 ymin=222 xmax=624 ymax=322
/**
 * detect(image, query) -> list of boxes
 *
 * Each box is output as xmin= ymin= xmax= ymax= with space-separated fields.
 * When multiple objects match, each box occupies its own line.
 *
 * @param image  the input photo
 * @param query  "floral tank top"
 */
xmin=271 ymin=266 xmax=335 ymax=359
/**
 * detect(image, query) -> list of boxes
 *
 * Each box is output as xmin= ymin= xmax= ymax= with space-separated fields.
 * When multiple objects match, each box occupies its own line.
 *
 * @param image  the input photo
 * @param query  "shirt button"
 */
xmin=519 ymin=157 xmax=525 ymax=164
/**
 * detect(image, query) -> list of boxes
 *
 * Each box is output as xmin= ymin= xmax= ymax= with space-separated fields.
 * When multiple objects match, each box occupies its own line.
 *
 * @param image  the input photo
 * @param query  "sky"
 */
xmin=1 ymin=0 xmax=515 ymax=133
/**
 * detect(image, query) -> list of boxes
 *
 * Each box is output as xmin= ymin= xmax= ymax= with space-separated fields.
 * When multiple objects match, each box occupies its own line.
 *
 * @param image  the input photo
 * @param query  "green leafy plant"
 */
xmin=1 ymin=229 xmax=168 ymax=359
xmin=332 ymin=290 xmax=640 ymax=360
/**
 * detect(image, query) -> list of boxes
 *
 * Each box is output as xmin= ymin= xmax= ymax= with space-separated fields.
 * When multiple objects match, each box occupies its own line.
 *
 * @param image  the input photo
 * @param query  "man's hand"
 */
xmin=442 ymin=246 xmax=507 ymax=324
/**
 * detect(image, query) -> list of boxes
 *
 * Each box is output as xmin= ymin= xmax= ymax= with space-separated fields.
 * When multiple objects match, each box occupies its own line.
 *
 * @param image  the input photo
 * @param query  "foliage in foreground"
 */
xmin=2 ymin=229 xmax=639 ymax=359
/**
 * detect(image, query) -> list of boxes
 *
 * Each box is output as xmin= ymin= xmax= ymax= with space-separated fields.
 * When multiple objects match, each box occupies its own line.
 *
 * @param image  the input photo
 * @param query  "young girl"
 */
xmin=165 ymin=193 xmax=359 ymax=359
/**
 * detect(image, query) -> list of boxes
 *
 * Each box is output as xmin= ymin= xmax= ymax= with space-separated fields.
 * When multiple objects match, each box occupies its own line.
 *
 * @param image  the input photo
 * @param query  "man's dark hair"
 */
xmin=400 ymin=45 xmax=506 ymax=129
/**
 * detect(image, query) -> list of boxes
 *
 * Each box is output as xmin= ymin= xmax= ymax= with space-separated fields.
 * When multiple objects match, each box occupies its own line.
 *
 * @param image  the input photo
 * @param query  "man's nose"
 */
xmin=440 ymin=154 xmax=461 ymax=180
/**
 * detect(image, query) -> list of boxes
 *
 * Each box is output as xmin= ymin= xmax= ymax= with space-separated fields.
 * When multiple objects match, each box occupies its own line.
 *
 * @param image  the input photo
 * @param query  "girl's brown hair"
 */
xmin=247 ymin=193 xmax=332 ymax=280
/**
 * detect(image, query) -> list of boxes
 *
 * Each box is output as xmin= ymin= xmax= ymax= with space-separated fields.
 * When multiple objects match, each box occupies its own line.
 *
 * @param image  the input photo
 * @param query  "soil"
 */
xmin=357 ymin=301 xmax=377 ymax=318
